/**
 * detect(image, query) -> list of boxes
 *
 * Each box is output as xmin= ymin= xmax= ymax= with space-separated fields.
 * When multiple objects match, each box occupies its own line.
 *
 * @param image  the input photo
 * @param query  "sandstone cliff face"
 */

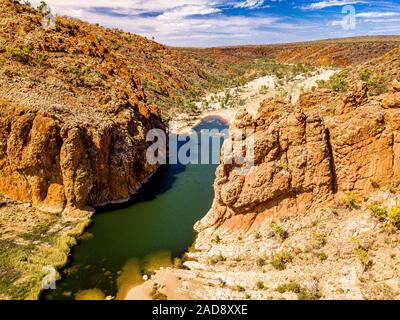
xmin=196 ymin=44 xmax=400 ymax=235
xmin=196 ymin=82 xmax=400 ymax=234
xmin=0 ymin=100 xmax=161 ymax=212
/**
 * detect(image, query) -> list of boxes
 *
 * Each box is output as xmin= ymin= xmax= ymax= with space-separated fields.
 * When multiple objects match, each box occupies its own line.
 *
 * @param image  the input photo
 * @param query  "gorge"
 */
xmin=1 ymin=0 xmax=400 ymax=301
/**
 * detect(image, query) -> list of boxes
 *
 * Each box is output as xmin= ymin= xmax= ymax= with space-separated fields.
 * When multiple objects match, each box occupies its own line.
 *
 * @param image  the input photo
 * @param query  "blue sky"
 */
xmin=31 ymin=1 xmax=400 ymax=47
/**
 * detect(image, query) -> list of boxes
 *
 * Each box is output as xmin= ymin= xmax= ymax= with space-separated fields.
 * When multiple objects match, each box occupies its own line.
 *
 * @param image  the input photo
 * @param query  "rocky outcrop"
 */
xmin=383 ymin=80 xmax=400 ymax=109
xmin=0 ymin=101 xmax=161 ymax=212
xmin=196 ymin=79 xmax=400 ymax=235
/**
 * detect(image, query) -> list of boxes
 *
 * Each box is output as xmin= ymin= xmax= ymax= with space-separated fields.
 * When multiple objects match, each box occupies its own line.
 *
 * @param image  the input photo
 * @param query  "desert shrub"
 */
xmin=67 ymin=64 xmax=91 ymax=82
xmin=368 ymin=205 xmax=400 ymax=227
xmin=369 ymin=205 xmax=387 ymax=221
xmin=329 ymin=70 xmax=348 ymax=92
xmin=256 ymin=281 xmax=265 ymax=290
xmin=6 ymin=46 xmax=32 ymax=64
xmin=208 ymin=255 xmax=226 ymax=265
xmin=270 ymin=220 xmax=288 ymax=241
xmin=35 ymin=53 xmax=46 ymax=65
xmin=234 ymin=285 xmax=246 ymax=292
xmin=254 ymin=231 xmax=262 ymax=240
xmin=256 ymin=257 xmax=266 ymax=267
xmin=366 ymin=74 xmax=388 ymax=96
xmin=318 ymin=71 xmax=349 ymax=92
xmin=354 ymin=247 xmax=372 ymax=269
xmin=291 ymin=63 xmax=313 ymax=75
xmin=271 ymin=251 xmax=293 ymax=270
xmin=312 ymin=231 xmax=327 ymax=249
xmin=238 ymin=98 xmax=247 ymax=106
xmin=276 ymin=281 xmax=320 ymax=300
xmin=358 ymin=68 xmax=373 ymax=82
xmin=259 ymin=85 xmax=269 ymax=95
xmin=188 ymin=84 xmax=203 ymax=98
xmin=280 ymin=160 xmax=289 ymax=171
xmin=317 ymin=252 xmax=328 ymax=261
xmin=339 ymin=192 xmax=359 ymax=210
xmin=358 ymin=68 xmax=388 ymax=95
xmin=276 ymin=281 xmax=302 ymax=294
xmin=387 ymin=206 xmax=400 ymax=227
xmin=316 ymin=79 xmax=328 ymax=89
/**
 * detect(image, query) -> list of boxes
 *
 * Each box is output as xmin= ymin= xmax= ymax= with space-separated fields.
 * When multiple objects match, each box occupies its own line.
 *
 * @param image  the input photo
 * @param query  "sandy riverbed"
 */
xmin=175 ymin=68 xmax=337 ymax=134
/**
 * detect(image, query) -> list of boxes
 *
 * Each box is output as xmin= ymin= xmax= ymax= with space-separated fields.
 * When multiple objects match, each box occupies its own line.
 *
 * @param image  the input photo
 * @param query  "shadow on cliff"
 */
xmin=96 ymin=163 xmax=186 ymax=214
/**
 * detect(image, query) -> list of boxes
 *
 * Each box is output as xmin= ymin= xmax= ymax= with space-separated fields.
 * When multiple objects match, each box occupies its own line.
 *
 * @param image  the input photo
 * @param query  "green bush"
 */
xmin=358 ymin=68 xmax=388 ymax=95
xmin=276 ymin=281 xmax=321 ymax=300
xmin=67 ymin=64 xmax=91 ymax=82
xmin=270 ymin=220 xmax=288 ymax=241
xmin=339 ymin=192 xmax=359 ymax=210
xmin=271 ymin=251 xmax=293 ymax=270
xmin=312 ymin=231 xmax=327 ymax=249
xmin=6 ymin=46 xmax=32 ymax=64
xmin=276 ymin=281 xmax=302 ymax=294
xmin=317 ymin=252 xmax=328 ymax=261
xmin=254 ymin=231 xmax=262 ymax=240
xmin=256 ymin=257 xmax=266 ymax=267
xmin=316 ymin=79 xmax=328 ymax=89
xmin=388 ymin=206 xmax=400 ymax=226
xmin=256 ymin=281 xmax=265 ymax=290
xmin=330 ymin=70 xmax=349 ymax=92
xmin=354 ymin=247 xmax=372 ymax=269
xmin=234 ymin=285 xmax=246 ymax=292
xmin=358 ymin=68 xmax=373 ymax=82
xmin=367 ymin=75 xmax=388 ymax=96
xmin=318 ymin=71 xmax=349 ymax=92
xmin=369 ymin=205 xmax=387 ymax=221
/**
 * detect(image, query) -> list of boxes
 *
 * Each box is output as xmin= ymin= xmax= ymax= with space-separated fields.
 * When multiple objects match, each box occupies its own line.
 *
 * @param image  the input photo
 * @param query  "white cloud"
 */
xmin=158 ymin=5 xmax=221 ymax=19
xmin=302 ymin=0 xmax=365 ymax=10
xmin=356 ymin=12 xmax=400 ymax=18
xmin=28 ymin=0 xmax=289 ymax=46
xmin=234 ymin=0 xmax=266 ymax=9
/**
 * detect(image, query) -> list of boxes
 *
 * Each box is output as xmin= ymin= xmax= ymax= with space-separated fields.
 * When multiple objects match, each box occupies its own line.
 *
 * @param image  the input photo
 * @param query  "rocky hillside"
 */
xmin=0 ymin=0 xmax=182 ymax=212
xmin=158 ymin=49 xmax=400 ymax=300
xmin=195 ymin=36 xmax=400 ymax=68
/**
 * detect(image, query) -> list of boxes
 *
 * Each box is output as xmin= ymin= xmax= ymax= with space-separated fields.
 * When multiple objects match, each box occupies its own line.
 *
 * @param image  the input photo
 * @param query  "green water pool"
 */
xmin=44 ymin=117 xmax=227 ymax=300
